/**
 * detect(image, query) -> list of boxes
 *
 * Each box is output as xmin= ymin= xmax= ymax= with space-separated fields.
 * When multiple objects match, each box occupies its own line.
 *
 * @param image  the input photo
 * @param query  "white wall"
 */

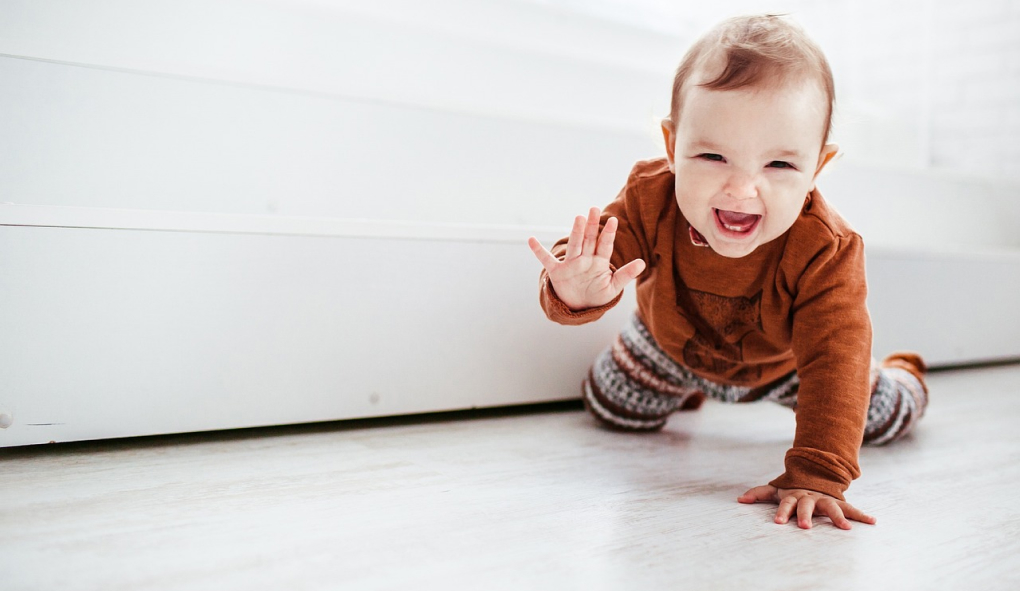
xmin=0 ymin=0 xmax=675 ymax=228
xmin=7 ymin=0 xmax=1017 ymax=221
xmin=927 ymin=1 xmax=1020 ymax=179
xmin=842 ymin=0 xmax=1020 ymax=180
xmin=533 ymin=0 xmax=1020 ymax=182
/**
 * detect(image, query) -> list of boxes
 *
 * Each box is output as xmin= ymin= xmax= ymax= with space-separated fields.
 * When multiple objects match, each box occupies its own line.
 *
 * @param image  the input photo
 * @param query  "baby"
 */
xmin=528 ymin=14 xmax=928 ymax=530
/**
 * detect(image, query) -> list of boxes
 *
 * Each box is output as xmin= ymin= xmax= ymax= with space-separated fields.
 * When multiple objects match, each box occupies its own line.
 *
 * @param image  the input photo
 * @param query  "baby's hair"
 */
xmin=668 ymin=14 xmax=835 ymax=143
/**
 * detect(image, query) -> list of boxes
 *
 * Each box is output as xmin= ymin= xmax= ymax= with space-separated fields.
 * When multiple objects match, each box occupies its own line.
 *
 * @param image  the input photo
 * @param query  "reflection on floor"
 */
xmin=2 ymin=364 xmax=1019 ymax=590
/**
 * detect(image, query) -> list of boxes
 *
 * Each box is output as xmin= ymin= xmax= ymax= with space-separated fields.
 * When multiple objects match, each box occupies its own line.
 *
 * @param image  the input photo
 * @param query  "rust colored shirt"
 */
xmin=539 ymin=158 xmax=872 ymax=500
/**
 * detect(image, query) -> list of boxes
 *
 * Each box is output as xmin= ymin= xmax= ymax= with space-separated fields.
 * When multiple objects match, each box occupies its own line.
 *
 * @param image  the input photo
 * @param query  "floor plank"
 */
xmin=2 ymin=364 xmax=1019 ymax=590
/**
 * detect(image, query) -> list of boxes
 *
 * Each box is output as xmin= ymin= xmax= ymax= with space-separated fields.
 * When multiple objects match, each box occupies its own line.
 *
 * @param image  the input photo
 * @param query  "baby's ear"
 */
xmin=661 ymin=119 xmax=676 ymax=173
xmin=813 ymin=143 xmax=839 ymax=184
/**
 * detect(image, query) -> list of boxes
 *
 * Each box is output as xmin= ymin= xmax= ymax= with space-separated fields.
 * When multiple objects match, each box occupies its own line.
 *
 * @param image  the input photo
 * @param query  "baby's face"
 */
xmin=666 ymin=79 xmax=835 ymax=258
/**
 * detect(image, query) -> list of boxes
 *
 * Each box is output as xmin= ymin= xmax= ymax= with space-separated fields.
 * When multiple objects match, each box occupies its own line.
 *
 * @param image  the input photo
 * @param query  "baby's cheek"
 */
xmin=674 ymin=166 xmax=716 ymax=198
xmin=772 ymin=172 xmax=815 ymax=193
xmin=764 ymin=177 xmax=814 ymax=210
xmin=765 ymin=200 xmax=804 ymax=236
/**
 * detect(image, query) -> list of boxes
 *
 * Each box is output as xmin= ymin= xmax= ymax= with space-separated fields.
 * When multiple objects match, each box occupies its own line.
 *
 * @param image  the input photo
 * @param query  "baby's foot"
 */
xmin=882 ymin=351 xmax=929 ymax=417
xmin=863 ymin=352 xmax=929 ymax=445
xmin=882 ymin=351 xmax=927 ymax=387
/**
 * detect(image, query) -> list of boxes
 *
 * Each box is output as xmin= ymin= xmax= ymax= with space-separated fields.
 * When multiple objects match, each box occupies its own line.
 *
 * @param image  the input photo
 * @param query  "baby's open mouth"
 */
xmin=714 ymin=208 xmax=762 ymax=234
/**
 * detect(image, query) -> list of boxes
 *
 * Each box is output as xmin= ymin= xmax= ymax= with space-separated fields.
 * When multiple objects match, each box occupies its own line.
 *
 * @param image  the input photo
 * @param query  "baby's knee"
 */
xmin=581 ymin=376 xmax=672 ymax=432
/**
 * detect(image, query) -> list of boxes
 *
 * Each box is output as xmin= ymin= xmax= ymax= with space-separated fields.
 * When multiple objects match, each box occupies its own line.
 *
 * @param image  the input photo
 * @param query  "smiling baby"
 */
xmin=528 ymin=14 xmax=928 ymax=530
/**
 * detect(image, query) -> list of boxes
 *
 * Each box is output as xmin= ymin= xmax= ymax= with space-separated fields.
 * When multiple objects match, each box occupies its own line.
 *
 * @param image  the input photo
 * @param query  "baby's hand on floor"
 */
xmin=738 ymin=485 xmax=877 ymax=530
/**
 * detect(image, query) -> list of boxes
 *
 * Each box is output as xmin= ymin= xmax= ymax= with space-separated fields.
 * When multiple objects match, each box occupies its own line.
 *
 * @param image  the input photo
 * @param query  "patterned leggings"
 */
xmin=583 ymin=314 xmax=929 ymax=445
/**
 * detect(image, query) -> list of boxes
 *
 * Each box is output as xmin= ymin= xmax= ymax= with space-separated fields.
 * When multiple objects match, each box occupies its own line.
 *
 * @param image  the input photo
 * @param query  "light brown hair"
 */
xmin=667 ymin=15 xmax=835 ymax=143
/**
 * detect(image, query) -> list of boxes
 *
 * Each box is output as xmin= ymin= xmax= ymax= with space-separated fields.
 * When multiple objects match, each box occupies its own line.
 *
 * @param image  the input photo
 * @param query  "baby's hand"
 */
xmin=738 ymin=485 xmax=877 ymax=530
xmin=528 ymin=207 xmax=645 ymax=311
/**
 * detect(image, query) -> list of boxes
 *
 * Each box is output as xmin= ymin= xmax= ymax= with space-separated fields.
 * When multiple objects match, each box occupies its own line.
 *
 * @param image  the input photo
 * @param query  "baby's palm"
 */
xmin=528 ymin=207 xmax=646 ymax=311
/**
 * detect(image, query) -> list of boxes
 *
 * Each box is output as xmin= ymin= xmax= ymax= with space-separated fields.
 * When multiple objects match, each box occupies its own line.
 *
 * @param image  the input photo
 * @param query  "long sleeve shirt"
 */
xmin=539 ymin=158 xmax=873 ymax=500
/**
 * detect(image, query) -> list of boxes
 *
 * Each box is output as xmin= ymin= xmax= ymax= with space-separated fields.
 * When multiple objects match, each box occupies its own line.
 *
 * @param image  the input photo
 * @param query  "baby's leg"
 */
xmin=862 ymin=352 xmax=929 ymax=445
xmin=582 ymin=314 xmax=705 ymax=431
xmin=751 ymin=352 xmax=930 ymax=445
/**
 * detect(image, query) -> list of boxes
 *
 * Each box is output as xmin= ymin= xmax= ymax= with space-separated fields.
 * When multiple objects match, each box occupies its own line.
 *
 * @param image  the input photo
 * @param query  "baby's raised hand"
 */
xmin=738 ymin=485 xmax=877 ymax=530
xmin=528 ymin=207 xmax=646 ymax=311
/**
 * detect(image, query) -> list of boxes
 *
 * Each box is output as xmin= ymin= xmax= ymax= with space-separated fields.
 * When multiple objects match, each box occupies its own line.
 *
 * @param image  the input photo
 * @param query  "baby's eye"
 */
xmin=699 ymin=153 xmax=726 ymax=162
xmin=768 ymin=161 xmax=794 ymax=169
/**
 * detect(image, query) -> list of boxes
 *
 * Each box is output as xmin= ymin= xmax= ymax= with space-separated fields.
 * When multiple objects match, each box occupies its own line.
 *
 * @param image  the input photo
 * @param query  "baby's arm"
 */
xmin=752 ymin=233 xmax=873 ymax=528
xmin=528 ymin=207 xmax=645 ymax=311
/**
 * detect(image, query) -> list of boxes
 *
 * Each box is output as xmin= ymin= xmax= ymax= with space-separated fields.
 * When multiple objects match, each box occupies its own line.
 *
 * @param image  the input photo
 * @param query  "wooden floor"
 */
xmin=2 ymin=364 xmax=1019 ymax=590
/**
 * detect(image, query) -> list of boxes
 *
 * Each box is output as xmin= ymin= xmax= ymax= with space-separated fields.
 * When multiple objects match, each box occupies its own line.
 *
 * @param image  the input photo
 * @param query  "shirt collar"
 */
xmin=688 ymin=224 xmax=710 ymax=247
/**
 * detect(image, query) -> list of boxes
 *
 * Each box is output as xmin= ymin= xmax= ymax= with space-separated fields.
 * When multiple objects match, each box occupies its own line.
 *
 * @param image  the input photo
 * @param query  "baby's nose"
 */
xmin=724 ymin=171 xmax=759 ymax=199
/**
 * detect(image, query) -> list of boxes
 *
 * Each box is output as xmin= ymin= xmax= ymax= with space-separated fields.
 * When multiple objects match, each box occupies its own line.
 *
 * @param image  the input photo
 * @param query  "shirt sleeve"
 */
xmin=538 ymin=163 xmax=657 ymax=325
xmin=768 ymin=233 xmax=873 ymax=501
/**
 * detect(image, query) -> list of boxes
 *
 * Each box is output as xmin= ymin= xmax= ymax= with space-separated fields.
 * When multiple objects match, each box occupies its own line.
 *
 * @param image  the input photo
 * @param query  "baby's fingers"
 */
xmin=817 ymin=499 xmax=876 ymax=529
xmin=738 ymin=485 xmax=778 ymax=504
xmin=594 ymin=216 xmax=619 ymax=261
xmin=610 ymin=258 xmax=646 ymax=293
xmin=774 ymin=495 xmax=798 ymax=524
xmin=817 ymin=499 xmax=853 ymax=530
xmin=564 ymin=214 xmax=587 ymax=259
xmin=527 ymin=237 xmax=561 ymax=271
xmin=580 ymin=207 xmax=602 ymax=257
xmin=796 ymin=496 xmax=817 ymax=529
xmin=838 ymin=501 xmax=877 ymax=526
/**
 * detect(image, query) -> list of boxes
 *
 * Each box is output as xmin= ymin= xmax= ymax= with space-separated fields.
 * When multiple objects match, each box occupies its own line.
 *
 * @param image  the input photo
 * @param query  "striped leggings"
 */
xmin=583 ymin=314 xmax=929 ymax=446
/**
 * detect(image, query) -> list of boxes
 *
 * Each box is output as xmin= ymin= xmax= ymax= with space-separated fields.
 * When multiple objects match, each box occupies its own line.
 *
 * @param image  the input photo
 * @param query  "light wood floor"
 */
xmin=2 ymin=364 xmax=1019 ymax=590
